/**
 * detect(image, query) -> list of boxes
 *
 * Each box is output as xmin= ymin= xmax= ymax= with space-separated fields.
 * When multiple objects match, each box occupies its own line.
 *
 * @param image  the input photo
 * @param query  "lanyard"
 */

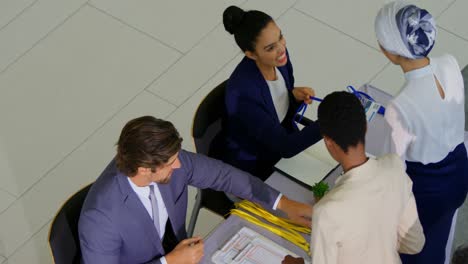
xmin=230 ymin=200 xmax=311 ymax=254
xmin=293 ymin=86 xmax=386 ymax=128
xmin=346 ymin=85 xmax=386 ymax=115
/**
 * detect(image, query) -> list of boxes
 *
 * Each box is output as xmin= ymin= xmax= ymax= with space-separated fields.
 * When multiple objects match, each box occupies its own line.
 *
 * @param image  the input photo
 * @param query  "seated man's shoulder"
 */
xmin=83 ymin=159 xmax=124 ymax=212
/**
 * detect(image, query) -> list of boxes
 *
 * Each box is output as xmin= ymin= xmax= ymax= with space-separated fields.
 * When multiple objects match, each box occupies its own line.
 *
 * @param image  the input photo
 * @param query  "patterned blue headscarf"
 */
xmin=396 ymin=5 xmax=436 ymax=58
xmin=375 ymin=1 xmax=436 ymax=59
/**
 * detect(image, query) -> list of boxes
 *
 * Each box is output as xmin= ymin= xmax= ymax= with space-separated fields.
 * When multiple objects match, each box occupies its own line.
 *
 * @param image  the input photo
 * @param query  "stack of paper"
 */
xmin=212 ymin=227 xmax=309 ymax=264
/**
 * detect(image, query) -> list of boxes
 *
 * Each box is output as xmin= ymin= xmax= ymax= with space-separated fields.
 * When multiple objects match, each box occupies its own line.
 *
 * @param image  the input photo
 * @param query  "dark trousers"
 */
xmin=401 ymin=143 xmax=468 ymax=264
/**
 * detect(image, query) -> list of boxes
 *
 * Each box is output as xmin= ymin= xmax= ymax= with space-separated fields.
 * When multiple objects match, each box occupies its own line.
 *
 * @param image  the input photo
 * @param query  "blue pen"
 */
xmin=310 ymin=96 xmax=323 ymax=102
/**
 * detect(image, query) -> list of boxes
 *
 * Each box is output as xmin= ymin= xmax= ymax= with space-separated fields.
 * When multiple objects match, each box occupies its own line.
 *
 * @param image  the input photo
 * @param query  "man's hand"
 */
xmin=277 ymin=196 xmax=312 ymax=227
xmin=292 ymin=87 xmax=315 ymax=104
xmin=282 ymin=255 xmax=305 ymax=264
xmin=165 ymin=237 xmax=204 ymax=264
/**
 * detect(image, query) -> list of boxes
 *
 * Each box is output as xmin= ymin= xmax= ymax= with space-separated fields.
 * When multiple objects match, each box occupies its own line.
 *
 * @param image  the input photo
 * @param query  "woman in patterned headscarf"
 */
xmin=375 ymin=2 xmax=468 ymax=264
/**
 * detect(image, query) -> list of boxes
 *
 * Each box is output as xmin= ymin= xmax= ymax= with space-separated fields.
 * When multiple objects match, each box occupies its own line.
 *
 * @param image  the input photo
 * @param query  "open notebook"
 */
xmin=275 ymin=139 xmax=338 ymax=188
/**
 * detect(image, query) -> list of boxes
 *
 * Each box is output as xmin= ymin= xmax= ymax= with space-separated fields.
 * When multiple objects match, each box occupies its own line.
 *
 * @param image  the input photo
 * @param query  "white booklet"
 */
xmin=212 ymin=227 xmax=310 ymax=264
xmin=275 ymin=139 xmax=338 ymax=188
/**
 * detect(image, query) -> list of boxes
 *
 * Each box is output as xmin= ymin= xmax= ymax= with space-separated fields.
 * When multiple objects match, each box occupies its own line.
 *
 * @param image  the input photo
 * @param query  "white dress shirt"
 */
xmin=128 ymin=178 xmax=169 ymax=264
xmin=310 ymin=154 xmax=425 ymax=264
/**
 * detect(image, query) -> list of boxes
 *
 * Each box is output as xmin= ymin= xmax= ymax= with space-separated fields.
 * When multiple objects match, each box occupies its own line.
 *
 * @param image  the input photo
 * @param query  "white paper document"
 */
xmin=212 ymin=227 xmax=309 ymax=264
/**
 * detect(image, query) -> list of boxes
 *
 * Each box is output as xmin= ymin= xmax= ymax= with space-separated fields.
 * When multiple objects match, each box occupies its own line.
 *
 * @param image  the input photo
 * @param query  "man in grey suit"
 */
xmin=79 ymin=116 xmax=312 ymax=264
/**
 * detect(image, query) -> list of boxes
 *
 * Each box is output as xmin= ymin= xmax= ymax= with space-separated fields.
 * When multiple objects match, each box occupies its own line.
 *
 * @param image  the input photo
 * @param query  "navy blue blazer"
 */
xmin=223 ymin=52 xmax=322 ymax=179
xmin=78 ymin=150 xmax=280 ymax=264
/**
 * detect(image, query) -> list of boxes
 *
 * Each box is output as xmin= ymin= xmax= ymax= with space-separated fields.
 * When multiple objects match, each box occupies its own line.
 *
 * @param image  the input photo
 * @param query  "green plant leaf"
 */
xmin=311 ymin=182 xmax=329 ymax=198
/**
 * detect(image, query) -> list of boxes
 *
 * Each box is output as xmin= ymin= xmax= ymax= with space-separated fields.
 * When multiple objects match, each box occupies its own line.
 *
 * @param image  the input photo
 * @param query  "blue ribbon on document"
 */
xmin=293 ymin=85 xmax=386 ymax=128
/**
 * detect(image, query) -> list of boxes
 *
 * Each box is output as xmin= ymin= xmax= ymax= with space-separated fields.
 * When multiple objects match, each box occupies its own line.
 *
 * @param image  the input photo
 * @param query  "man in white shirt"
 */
xmin=283 ymin=92 xmax=424 ymax=264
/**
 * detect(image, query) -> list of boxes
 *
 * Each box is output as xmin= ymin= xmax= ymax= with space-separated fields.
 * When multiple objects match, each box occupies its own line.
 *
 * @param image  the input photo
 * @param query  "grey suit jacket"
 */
xmin=78 ymin=150 xmax=280 ymax=264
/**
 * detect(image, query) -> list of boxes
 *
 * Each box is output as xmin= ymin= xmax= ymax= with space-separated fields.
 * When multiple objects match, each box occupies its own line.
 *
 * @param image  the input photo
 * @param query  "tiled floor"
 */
xmin=0 ymin=1 xmax=466 ymax=263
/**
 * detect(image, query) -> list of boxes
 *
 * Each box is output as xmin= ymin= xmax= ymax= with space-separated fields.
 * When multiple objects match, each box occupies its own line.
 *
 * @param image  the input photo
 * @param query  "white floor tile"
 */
xmin=147 ymin=24 xmax=240 ymax=106
xmin=0 ymin=255 xmax=5 ymax=263
xmin=0 ymin=5 xmax=180 ymax=197
xmin=5 ymin=221 xmax=53 ymax=264
xmin=0 ymin=189 xmax=16 ymax=214
xmin=89 ymin=0 xmax=243 ymax=53
xmin=0 ymin=0 xmax=35 ymax=29
xmin=371 ymin=28 xmax=468 ymax=96
xmin=294 ymin=0 xmax=455 ymax=50
xmin=0 ymin=91 xmax=175 ymax=257
xmin=0 ymin=0 xmax=87 ymax=73
xmin=146 ymin=0 xmax=295 ymax=106
xmin=438 ymin=0 xmax=468 ymax=41
xmin=243 ymin=0 xmax=295 ymax=19
xmin=278 ymin=9 xmax=388 ymax=120
xmin=166 ymin=53 xmax=243 ymax=152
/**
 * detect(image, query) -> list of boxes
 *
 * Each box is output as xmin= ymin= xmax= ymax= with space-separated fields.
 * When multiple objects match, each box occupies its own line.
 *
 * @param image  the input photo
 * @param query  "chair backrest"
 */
xmin=49 ymin=184 xmax=92 ymax=264
xmin=192 ymin=80 xmax=227 ymax=155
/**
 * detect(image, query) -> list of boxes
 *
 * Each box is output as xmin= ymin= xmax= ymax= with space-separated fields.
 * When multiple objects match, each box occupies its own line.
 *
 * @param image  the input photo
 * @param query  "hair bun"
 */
xmin=223 ymin=6 xmax=245 ymax=35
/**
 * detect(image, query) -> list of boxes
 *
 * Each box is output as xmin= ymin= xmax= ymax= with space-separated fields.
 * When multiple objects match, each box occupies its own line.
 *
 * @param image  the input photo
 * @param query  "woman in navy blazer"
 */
xmin=220 ymin=6 xmax=322 ymax=180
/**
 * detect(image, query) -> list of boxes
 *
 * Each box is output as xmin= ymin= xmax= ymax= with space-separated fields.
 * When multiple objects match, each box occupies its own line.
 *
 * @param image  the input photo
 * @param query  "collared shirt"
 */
xmin=127 ymin=178 xmax=169 ymax=264
xmin=127 ymin=178 xmax=168 ymax=238
xmin=310 ymin=154 xmax=425 ymax=264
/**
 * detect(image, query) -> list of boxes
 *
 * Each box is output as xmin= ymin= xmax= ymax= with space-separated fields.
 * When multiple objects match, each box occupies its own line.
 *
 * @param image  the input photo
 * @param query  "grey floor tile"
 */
xmin=0 ymin=5 xmax=180 ymax=197
xmin=438 ymin=0 xmax=468 ymax=41
xmin=146 ymin=24 xmax=239 ymax=106
xmin=0 ymin=0 xmax=87 ymax=73
xmin=89 ymin=0 xmax=243 ymax=53
xmin=0 ymin=189 xmax=16 ymax=214
xmin=0 ymin=0 xmax=36 ymax=29
xmin=5 ymin=221 xmax=53 ymax=264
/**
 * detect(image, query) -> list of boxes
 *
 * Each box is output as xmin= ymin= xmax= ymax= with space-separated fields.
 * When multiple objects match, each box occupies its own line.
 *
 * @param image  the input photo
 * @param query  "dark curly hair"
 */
xmin=317 ymin=91 xmax=366 ymax=153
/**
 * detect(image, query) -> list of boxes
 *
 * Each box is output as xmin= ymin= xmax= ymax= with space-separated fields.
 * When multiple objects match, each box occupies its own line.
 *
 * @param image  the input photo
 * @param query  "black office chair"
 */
xmin=188 ymin=80 xmax=233 ymax=237
xmin=49 ymin=183 xmax=92 ymax=264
